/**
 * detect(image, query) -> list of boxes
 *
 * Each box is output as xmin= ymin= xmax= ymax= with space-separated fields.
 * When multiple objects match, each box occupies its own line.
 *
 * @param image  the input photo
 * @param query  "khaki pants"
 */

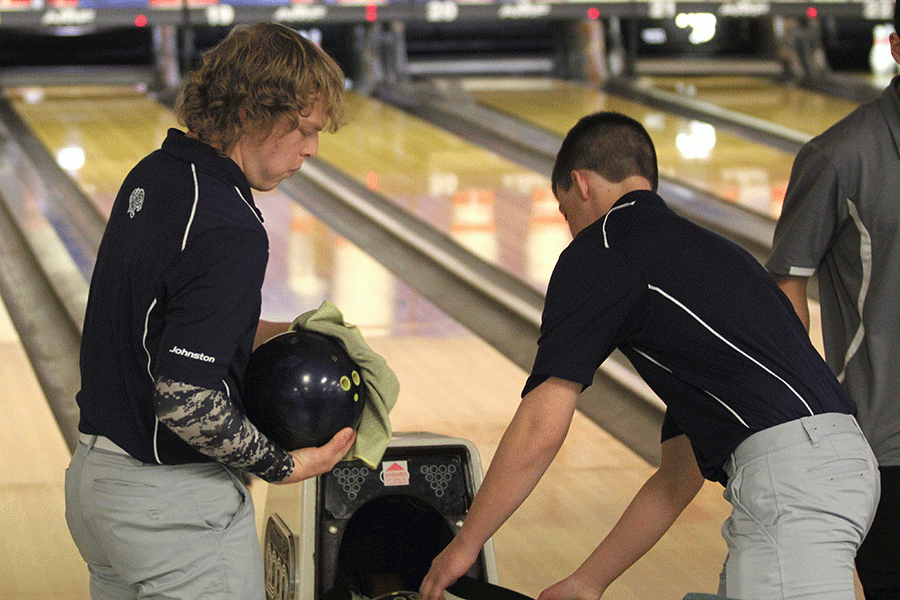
xmin=65 ymin=435 xmax=264 ymax=600
xmin=719 ymin=413 xmax=880 ymax=600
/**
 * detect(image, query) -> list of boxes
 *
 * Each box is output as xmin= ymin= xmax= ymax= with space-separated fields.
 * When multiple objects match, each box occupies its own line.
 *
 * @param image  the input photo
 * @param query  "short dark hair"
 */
xmin=551 ymin=111 xmax=658 ymax=196
xmin=177 ymin=22 xmax=347 ymax=155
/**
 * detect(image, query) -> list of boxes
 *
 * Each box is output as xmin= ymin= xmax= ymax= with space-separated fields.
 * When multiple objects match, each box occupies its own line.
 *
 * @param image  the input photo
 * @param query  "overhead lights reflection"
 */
xmin=675 ymin=12 xmax=717 ymax=45
xmin=428 ymin=171 xmax=459 ymax=197
xmin=20 ymin=87 xmax=45 ymax=104
xmin=676 ymin=121 xmax=716 ymax=160
xmin=641 ymin=27 xmax=667 ymax=45
xmin=870 ymin=23 xmax=898 ymax=76
xmin=643 ymin=112 xmax=666 ymax=132
xmin=56 ymin=146 xmax=85 ymax=171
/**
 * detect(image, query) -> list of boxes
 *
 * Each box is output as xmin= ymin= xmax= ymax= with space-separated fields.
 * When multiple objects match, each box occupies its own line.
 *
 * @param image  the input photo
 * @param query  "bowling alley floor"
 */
xmin=0 ymin=296 xmax=88 ymax=599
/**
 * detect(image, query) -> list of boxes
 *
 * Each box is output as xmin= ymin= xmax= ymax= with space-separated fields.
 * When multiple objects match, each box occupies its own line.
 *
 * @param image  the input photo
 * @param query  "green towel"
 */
xmin=291 ymin=300 xmax=399 ymax=469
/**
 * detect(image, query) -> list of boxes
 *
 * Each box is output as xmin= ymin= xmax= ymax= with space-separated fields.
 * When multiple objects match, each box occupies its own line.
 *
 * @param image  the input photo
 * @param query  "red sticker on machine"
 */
xmin=381 ymin=460 xmax=410 ymax=486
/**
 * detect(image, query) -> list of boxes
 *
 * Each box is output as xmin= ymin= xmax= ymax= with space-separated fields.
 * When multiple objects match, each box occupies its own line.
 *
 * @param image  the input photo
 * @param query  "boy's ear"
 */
xmin=570 ymin=169 xmax=592 ymax=202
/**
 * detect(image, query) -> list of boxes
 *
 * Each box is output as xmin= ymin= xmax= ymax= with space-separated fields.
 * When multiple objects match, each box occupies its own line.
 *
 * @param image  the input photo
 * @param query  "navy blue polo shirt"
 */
xmin=77 ymin=129 xmax=269 ymax=465
xmin=523 ymin=190 xmax=855 ymax=484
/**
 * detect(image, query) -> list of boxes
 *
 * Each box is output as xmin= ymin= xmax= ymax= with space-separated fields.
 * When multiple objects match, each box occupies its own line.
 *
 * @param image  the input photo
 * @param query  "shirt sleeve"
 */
xmin=522 ymin=238 xmax=648 ymax=397
xmin=154 ymin=227 xmax=268 ymax=389
xmin=660 ymin=409 xmax=682 ymax=442
xmin=154 ymin=377 xmax=295 ymax=482
xmin=767 ymin=140 xmax=844 ymax=278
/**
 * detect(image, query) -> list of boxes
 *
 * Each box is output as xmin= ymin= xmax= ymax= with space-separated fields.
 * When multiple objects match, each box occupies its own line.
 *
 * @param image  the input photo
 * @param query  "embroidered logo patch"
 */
xmin=128 ymin=188 xmax=145 ymax=218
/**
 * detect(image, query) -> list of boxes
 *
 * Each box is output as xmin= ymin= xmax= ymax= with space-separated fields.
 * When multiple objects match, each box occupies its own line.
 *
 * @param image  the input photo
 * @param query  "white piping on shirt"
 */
xmin=181 ymin=170 xmax=262 ymax=252
xmin=143 ymin=299 xmax=156 ymax=380
xmin=648 ymin=285 xmax=816 ymax=417
xmin=235 ymin=186 xmax=263 ymax=226
xmin=182 ymin=164 xmax=200 ymax=251
xmin=149 ymin=175 xmax=259 ymax=464
xmin=837 ymin=199 xmax=871 ymax=383
xmin=632 ymin=348 xmax=751 ymax=428
xmin=152 ymin=420 xmax=161 ymax=464
xmin=787 ymin=266 xmax=817 ymax=277
xmin=143 ymin=298 xmax=164 ymax=464
xmin=602 ymin=201 xmax=636 ymax=249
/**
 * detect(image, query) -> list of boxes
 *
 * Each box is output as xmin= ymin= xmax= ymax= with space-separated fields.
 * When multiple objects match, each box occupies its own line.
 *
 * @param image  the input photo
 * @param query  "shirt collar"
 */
xmin=161 ymin=128 xmax=261 ymax=222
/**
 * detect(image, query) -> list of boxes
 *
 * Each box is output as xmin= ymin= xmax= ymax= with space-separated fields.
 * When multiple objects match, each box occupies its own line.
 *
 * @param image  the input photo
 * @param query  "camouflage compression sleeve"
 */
xmin=153 ymin=376 xmax=295 ymax=483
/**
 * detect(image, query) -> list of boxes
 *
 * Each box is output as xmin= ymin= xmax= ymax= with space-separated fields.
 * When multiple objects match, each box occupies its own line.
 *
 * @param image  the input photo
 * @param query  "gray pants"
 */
xmin=65 ymin=435 xmax=265 ymax=600
xmin=718 ymin=413 xmax=880 ymax=600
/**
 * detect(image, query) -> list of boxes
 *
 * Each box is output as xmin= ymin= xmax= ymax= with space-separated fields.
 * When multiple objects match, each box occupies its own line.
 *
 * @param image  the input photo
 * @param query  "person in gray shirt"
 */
xmin=767 ymin=5 xmax=900 ymax=597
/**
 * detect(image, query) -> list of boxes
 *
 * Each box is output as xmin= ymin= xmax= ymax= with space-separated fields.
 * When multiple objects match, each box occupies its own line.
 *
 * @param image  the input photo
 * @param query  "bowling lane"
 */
xmin=9 ymin=85 xmax=176 ymax=220
xmin=632 ymin=75 xmax=859 ymax=137
xmin=12 ymin=87 xmax=568 ymax=297
xmin=317 ymin=91 xmax=569 ymax=294
xmin=6 ymin=85 xmax=735 ymax=600
xmin=462 ymin=76 xmax=796 ymax=220
xmin=0 ymin=295 xmax=88 ymax=600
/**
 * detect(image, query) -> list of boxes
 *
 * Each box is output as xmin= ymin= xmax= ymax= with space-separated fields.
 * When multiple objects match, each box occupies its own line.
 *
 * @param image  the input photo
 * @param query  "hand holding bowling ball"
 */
xmin=278 ymin=427 xmax=356 ymax=485
xmin=242 ymin=329 xmax=367 ymax=450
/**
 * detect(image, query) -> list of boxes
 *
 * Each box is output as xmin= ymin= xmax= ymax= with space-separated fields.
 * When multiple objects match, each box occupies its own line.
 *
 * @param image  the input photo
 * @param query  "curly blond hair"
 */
xmin=177 ymin=22 xmax=347 ymax=154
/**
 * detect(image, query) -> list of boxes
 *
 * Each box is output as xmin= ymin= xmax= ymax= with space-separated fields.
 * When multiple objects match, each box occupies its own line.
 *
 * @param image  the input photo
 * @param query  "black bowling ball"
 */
xmin=242 ymin=329 xmax=366 ymax=450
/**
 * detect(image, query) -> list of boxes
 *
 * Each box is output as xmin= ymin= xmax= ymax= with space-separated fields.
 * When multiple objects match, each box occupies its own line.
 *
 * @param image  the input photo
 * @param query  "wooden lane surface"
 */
xmin=12 ymin=85 xmax=823 ymax=356
xmin=462 ymin=77 xmax=795 ymax=221
xmin=632 ymin=75 xmax=859 ymax=137
xmin=8 ymin=85 xmax=178 ymax=219
xmin=314 ymin=87 xmax=832 ymax=355
xmin=317 ymin=92 xmax=569 ymax=292
xmin=0 ymin=295 xmax=89 ymax=600
xmin=6 ymin=85 xmax=743 ymax=600
xmin=12 ymin=87 xmax=570 ymax=296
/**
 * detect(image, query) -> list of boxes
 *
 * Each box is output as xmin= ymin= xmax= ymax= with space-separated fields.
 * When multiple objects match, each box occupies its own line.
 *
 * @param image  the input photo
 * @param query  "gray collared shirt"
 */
xmin=767 ymin=77 xmax=900 ymax=466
